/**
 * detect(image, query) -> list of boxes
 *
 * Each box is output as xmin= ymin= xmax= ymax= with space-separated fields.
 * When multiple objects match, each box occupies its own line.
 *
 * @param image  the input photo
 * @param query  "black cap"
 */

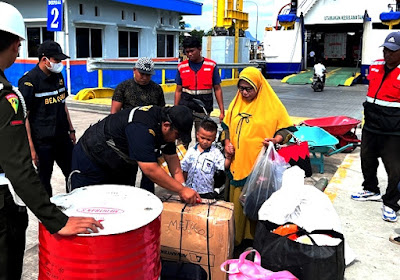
xmin=167 ymin=106 xmax=193 ymax=143
xmin=38 ymin=40 xmax=70 ymax=60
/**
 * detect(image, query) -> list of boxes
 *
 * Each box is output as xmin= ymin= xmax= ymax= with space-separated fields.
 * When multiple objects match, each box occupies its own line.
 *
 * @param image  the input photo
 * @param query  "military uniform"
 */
xmin=0 ymin=70 xmax=68 ymax=279
xmin=18 ymin=65 xmax=73 ymax=196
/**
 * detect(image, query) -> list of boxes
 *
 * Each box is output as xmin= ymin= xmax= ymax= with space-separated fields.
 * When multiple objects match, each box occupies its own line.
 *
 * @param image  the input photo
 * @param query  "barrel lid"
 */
xmin=50 ymin=185 xmax=163 ymax=236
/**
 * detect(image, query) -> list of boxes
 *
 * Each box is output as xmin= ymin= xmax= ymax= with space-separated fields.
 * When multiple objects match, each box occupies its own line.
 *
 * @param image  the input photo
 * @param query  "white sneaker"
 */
xmin=351 ymin=190 xmax=382 ymax=201
xmin=382 ymin=205 xmax=398 ymax=222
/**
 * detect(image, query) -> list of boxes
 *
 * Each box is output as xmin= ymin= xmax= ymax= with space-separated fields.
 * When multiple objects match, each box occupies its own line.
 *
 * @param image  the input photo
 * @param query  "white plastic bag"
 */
xmin=239 ymin=142 xmax=289 ymax=220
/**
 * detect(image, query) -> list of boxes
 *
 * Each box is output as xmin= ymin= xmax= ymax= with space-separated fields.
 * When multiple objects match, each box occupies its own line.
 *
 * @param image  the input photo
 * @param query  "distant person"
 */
xmin=181 ymin=119 xmax=233 ymax=199
xmin=309 ymin=50 xmax=316 ymax=65
xmin=70 ymin=105 xmax=200 ymax=204
xmin=18 ymin=40 xmax=75 ymax=196
xmin=313 ymin=60 xmax=327 ymax=83
xmin=174 ymin=36 xmax=225 ymax=147
xmin=110 ymin=57 xmax=165 ymax=192
xmin=0 ymin=3 xmax=102 ymax=279
xmin=351 ymin=32 xmax=400 ymax=223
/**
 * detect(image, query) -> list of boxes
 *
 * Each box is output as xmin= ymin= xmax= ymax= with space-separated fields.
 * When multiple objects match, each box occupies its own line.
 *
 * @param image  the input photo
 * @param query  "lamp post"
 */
xmin=244 ymin=0 xmax=259 ymax=58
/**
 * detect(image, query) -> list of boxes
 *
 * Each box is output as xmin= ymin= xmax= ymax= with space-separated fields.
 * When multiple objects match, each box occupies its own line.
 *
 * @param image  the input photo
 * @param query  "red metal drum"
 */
xmin=38 ymin=185 xmax=163 ymax=280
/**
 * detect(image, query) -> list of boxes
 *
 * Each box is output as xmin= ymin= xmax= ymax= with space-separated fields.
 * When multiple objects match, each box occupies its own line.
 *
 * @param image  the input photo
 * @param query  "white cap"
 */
xmin=0 ymin=2 xmax=26 ymax=40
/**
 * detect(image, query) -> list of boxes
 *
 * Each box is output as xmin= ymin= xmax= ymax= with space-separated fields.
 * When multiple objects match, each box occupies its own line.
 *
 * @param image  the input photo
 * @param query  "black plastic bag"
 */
xmin=254 ymin=221 xmax=345 ymax=280
xmin=161 ymin=260 xmax=208 ymax=280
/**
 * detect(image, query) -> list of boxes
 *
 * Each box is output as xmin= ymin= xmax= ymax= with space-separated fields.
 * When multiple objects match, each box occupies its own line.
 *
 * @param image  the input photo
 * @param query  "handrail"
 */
xmin=87 ymin=58 xmax=258 ymax=72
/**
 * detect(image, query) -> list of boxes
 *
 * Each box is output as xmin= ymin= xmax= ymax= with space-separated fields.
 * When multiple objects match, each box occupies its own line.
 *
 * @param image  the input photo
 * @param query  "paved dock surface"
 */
xmin=22 ymin=80 xmax=399 ymax=279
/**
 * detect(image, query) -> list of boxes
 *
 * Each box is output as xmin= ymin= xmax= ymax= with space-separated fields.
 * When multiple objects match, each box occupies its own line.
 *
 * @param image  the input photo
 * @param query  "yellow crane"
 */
xmin=215 ymin=0 xmax=248 ymax=77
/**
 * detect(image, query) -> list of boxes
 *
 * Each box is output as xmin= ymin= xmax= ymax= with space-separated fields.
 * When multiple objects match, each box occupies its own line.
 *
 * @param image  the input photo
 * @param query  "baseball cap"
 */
xmin=167 ymin=106 xmax=193 ymax=143
xmin=135 ymin=57 xmax=155 ymax=75
xmin=38 ymin=40 xmax=70 ymax=60
xmin=380 ymin=32 xmax=400 ymax=51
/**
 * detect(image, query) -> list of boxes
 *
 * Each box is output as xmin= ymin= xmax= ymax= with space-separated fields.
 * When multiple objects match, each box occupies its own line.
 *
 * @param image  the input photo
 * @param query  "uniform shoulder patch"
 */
xmin=24 ymin=82 xmax=33 ymax=87
xmin=148 ymin=129 xmax=156 ymax=136
xmin=5 ymin=93 xmax=19 ymax=114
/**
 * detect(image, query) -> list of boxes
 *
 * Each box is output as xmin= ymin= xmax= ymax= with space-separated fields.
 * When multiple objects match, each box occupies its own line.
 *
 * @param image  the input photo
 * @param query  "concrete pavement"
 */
xmin=21 ymin=81 xmax=399 ymax=279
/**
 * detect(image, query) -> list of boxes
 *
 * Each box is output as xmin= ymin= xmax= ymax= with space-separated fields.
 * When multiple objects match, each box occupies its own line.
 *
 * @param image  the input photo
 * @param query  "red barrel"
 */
xmin=38 ymin=185 xmax=163 ymax=280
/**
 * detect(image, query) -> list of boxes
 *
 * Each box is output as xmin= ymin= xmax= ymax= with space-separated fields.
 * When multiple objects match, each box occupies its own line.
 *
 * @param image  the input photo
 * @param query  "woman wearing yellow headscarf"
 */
xmin=222 ymin=67 xmax=294 ymax=246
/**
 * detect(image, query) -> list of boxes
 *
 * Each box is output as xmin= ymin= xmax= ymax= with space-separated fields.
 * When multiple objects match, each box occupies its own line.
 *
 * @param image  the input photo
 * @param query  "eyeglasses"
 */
xmin=238 ymin=86 xmax=254 ymax=92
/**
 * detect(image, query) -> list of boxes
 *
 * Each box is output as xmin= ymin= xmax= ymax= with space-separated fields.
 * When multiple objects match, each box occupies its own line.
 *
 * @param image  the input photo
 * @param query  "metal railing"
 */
xmin=86 ymin=58 xmax=259 ymax=87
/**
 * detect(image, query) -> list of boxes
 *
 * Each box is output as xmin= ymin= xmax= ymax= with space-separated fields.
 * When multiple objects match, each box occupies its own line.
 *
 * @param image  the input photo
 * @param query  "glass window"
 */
xmin=95 ymin=6 xmax=99 ymax=17
xmin=76 ymin=27 xmax=102 ymax=58
xmin=119 ymin=31 xmax=138 ymax=57
xmin=79 ymin=4 xmax=83 ymax=15
xmin=157 ymin=34 xmax=165 ymax=57
xmin=133 ymin=12 xmax=136 ymax=21
xmin=157 ymin=33 xmax=174 ymax=57
xmin=27 ymin=27 xmax=54 ymax=57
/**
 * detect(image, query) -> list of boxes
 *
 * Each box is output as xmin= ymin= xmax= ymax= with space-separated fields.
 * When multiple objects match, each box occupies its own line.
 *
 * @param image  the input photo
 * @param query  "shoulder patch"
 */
xmin=24 ymin=82 xmax=33 ymax=87
xmin=5 ymin=94 xmax=19 ymax=114
xmin=148 ymin=129 xmax=156 ymax=136
xmin=139 ymin=105 xmax=153 ymax=111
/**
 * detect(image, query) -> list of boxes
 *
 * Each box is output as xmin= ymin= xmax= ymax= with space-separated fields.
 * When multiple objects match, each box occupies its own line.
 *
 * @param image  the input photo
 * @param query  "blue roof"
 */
xmin=245 ymin=31 xmax=259 ymax=44
xmin=111 ymin=0 xmax=202 ymax=15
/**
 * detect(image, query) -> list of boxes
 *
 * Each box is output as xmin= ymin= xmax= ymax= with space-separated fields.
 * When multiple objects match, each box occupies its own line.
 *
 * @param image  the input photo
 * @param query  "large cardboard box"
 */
xmin=160 ymin=198 xmax=234 ymax=280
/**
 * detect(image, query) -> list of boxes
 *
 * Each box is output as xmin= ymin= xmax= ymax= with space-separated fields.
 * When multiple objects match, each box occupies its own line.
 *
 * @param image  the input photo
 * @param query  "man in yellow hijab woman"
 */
xmin=221 ymin=67 xmax=294 ymax=247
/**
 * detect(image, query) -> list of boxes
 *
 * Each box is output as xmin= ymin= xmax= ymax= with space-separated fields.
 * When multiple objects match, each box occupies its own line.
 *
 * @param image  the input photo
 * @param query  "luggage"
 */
xmin=254 ymin=221 xmax=345 ymax=280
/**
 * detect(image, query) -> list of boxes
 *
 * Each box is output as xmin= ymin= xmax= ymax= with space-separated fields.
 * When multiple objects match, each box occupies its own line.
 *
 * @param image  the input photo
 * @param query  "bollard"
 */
xmin=314 ymin=177 xmax=329 ymax=192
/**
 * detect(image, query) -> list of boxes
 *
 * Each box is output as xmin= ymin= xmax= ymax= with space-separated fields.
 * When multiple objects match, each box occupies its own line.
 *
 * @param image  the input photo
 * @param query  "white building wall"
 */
xmin=304 ymin=0 xmax=397 ymax=25
xmin=13 ymin=0 xmax=182 ymax=59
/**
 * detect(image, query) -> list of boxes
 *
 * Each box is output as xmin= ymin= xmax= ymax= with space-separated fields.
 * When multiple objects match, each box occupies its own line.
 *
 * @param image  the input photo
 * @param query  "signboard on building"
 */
xmin=47 ymin=0 xmax=63 ymax=32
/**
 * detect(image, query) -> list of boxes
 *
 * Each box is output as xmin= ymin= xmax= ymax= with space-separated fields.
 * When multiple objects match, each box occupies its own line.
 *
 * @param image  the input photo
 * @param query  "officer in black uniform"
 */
xmin=70 ymin=105 xmax=201 ymax=204
xmin=18 ymin=40 xmax=75 ymax=196
xmin=0 ymin=3 xmax=102 ymax=279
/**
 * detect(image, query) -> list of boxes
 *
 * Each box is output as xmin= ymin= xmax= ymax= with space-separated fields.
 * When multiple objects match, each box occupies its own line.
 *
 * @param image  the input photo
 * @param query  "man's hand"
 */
xmin=69 ymin=131 xmax=76 ymax=145
xmin=179 ymin=187 xmax=201 ymax=204
xmin=31 ymin=149 xmax=39 ymax=168
xmin=219 ymin=111 xmax=225 ymax=123
xmin=57 ymin=217 xmax=104 ymax=236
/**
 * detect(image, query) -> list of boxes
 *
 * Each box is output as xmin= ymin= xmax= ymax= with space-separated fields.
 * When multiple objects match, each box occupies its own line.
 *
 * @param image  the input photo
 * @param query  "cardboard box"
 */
xmin=160 ymin=198 xmax=234 ymax=280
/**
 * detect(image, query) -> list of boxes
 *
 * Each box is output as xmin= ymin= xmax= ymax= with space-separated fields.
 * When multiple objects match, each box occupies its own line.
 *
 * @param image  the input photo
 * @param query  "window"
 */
xmin=122 ymin=10 xmax=125 ymax=20
xmin=119 ymin=31 xmax=138 ymax=57
xmin=27 ymin=27 xmax=54 ymax=57
xmin=76 ymin=28 xmax=102 ymax=58
xmin=95 ymin=6 xmax=99 ymax=17
xmin=169 ymin=18 xmax=172 ymax=25
xmin=133 ymin=12 xmax=136 ymax=21
xmin=160 ymin=17 xmax=164 ymax=25
xmin=79 ymin=4 xmax=83 ymax=15
xmin=157 ymin=34 xmax=174 ymax=57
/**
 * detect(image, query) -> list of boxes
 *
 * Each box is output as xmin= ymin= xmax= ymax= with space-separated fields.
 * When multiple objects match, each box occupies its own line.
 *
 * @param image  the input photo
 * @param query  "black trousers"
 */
xmin=34 ymin=134 xmax=74 ymax=196
xmin=361 ymin=130 xmax=400 ymax=211
xmin=0 ymin=185 xmax=28 ymax=280
xmin=131 ymin=163 xmax=154 ymax=193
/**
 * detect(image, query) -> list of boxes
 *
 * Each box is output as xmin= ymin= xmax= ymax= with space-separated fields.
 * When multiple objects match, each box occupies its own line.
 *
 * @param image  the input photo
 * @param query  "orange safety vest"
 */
xmin=178 ymin=58 xmax=216 ymax=95
xmin=367 ymin=59 xmax=400 ymax=104
xmin=363 ymin=59 xmax=400 ymax=134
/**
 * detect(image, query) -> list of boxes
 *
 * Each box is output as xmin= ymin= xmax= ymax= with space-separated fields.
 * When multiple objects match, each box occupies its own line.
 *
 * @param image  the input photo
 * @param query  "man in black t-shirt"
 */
xmin=111 ymin=57 xmax=165 ymax=113
xmin=110 ymin=57 xmax=165 ymax=192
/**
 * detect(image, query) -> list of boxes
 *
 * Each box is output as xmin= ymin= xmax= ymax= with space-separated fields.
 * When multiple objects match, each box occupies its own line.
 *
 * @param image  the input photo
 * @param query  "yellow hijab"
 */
xmin=223 ymin=67 xmax=293 ymax=185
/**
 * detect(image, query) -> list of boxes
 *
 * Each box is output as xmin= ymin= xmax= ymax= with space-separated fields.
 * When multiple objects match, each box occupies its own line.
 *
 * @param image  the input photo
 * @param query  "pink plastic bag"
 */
xmin=220 ymin=249 xmax=298 ymax=280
